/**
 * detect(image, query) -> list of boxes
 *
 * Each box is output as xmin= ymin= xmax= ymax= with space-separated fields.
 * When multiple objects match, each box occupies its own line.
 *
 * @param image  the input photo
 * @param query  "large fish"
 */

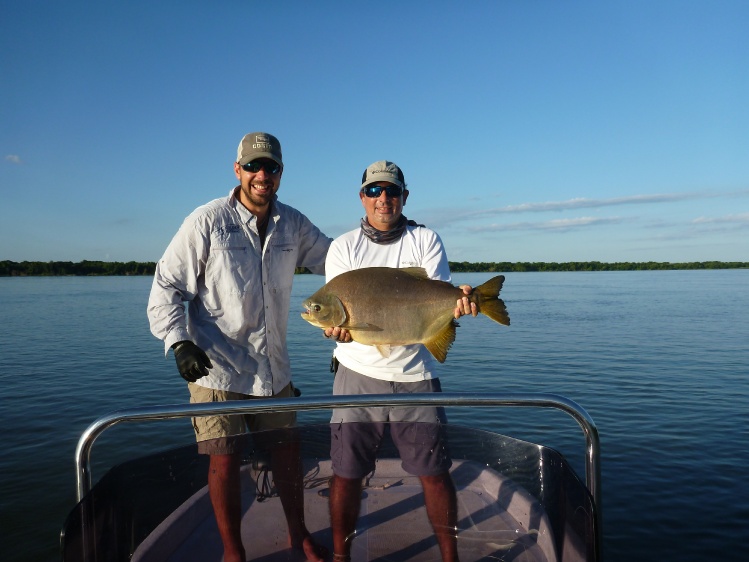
xmin=301 ymin=267 xmax=510 ymax=363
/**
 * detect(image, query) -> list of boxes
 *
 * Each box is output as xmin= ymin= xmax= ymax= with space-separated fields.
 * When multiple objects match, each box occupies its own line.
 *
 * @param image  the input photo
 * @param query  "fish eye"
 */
xmin=313 ymin=305 xmax=321 ymax=312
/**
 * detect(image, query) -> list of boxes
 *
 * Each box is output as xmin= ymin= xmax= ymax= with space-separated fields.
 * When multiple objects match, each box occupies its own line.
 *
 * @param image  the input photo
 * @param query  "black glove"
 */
xmin=172 ymin=341 xmax=213 ymax=382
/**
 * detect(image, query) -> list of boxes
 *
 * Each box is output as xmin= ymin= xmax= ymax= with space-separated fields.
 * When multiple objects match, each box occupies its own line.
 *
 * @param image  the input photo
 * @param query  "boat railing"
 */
xmin=74 ymin=391 xmax=601 ymax=545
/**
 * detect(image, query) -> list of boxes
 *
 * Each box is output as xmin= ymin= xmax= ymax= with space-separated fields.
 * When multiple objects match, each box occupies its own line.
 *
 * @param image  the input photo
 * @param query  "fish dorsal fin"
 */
xmin=422 ymin=320 xmax=458 ymax=363
xmin=375 ymin=344 xmax=392 ymax=358
xmin=400 ymin=267 xmax=430 ymax=280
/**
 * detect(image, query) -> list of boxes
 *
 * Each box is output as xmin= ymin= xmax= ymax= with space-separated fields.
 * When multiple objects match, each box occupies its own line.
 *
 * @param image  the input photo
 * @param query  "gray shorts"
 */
xmin=330 ymin=363 xmax=452 ymax=478
xmin=188 ymin=382 xmax=296 ymax=455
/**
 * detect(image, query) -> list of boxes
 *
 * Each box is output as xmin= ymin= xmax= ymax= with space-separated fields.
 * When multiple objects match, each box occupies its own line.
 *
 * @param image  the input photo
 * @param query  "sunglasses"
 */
xmin=241 ymin=159 xmax=281 ymax=174
xmin=361 ymin=185 xmax=404 ymax=198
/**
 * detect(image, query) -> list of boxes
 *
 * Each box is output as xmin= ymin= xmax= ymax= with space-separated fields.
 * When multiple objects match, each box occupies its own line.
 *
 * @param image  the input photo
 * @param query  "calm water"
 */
xmin=1 ymin=271 xmax=747 ymax=561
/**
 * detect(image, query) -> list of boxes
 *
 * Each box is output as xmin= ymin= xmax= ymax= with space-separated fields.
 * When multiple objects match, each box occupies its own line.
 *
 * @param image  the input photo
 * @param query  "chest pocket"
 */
xmin=206 ymin=224 xmax=254 ymax=295
xmin=267 ymin=234 xmax=297 ymax=287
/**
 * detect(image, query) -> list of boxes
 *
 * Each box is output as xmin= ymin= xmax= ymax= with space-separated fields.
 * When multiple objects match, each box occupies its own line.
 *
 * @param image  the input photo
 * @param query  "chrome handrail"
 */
xmin=74 ymin=392 xmax=601 ymax=557
xmin=75 ymin=392 xmax=599 ymax=503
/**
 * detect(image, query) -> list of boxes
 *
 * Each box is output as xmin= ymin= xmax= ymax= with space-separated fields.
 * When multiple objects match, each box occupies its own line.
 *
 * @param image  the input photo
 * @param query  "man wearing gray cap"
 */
xmin=148 ymin=132 xmax=330 ymax=562
xmin=322 ymin=160 xmax=474 ymax=562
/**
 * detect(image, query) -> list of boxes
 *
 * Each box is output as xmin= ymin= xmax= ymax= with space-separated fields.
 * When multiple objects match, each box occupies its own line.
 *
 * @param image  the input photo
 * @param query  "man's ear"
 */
xmin=402 ymin=189 xmax=409 ymax=205
xmin=233 ymin=162 xmax=242 ymax=180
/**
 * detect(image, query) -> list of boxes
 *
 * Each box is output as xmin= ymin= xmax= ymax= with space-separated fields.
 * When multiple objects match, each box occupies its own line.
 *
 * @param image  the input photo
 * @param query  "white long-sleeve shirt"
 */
xmin=326 ymin=224 xmax=452 ymax=382
xmin=147 ymin=188 xmax=331 ymax=395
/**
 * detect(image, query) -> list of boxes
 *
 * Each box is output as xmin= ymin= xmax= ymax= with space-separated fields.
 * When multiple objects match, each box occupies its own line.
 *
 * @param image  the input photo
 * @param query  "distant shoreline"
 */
xmin=1 ymin=260 xmax=746 ymax=277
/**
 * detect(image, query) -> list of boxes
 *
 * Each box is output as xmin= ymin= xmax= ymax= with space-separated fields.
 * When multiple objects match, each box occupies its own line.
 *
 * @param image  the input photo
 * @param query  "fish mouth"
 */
xmin=300 ymin=307 xmax=323 ymax=327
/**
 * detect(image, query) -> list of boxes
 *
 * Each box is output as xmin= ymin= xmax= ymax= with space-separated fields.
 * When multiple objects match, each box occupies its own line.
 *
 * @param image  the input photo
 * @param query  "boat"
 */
xmin=61 ymin=392 xmax=602 ymax=561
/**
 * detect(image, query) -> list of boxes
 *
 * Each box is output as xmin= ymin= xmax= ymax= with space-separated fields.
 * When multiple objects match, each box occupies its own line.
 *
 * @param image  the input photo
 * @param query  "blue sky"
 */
xmin=2 ymin=0 xmax=747 ymax=263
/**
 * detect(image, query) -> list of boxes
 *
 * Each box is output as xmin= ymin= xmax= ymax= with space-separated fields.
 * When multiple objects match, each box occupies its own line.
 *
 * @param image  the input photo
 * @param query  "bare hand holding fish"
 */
xmin=301 ymin=267 xmax=509 ymax=363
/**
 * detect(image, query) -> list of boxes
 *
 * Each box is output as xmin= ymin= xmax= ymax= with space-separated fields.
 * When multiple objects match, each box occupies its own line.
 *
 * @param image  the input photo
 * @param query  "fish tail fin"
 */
xmin=473 ymin=275 xmax=511 ymax=326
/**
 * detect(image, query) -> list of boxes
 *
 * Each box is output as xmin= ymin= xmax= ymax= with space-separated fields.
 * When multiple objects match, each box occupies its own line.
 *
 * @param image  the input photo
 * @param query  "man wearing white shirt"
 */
xmin=323 ymin=160 xmax=474 ymax=562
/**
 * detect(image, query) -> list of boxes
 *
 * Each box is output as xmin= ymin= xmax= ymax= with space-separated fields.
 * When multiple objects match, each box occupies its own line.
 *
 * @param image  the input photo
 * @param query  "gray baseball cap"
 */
xmin=236 ymin=132 xmax=283 ymax=166
xmin=361 ymin=160 xmax=406 ymax=189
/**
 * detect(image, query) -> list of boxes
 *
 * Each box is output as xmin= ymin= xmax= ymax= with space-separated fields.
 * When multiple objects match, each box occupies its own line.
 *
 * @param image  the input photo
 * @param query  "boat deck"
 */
xmin=132 ymin=458 xmax=556 ymax=562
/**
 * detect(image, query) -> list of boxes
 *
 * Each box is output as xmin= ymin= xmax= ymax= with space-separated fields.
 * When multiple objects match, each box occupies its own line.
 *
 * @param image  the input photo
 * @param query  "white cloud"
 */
xmin=5 ymin=154 xmax=22 ymax=164
xmin=469 ymin=216 xmax=624 ymax=233
xmin=422 ymin=189 xmax=749 ymax=230
xmin=471 ymin=192 xmax=706 ymax=218
xmin=692 ymin=213 xmax=749 ymax=225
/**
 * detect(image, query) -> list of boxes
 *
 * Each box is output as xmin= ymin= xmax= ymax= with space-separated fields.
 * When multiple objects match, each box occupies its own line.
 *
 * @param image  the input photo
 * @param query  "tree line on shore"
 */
xmin=1 ymin=259 xmax=746 ymax=277
xmin=448 ymin=260 xmax=748 ymax=272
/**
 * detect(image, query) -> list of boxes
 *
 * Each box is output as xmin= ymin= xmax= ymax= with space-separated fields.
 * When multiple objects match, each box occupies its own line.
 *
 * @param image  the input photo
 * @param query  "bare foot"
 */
xmin=295 ymin=534 xmax=327 ymax=562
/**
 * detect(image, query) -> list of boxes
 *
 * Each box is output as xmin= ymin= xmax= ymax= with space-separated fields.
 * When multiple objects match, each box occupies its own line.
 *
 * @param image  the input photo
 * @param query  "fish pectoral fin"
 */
xmin=422 ymin=321 xmax=458 ymax=364
xmin=342 ymin=322 xmax=383 ymax=332
xmin=375 ymin=345 xmax=392 ymax=358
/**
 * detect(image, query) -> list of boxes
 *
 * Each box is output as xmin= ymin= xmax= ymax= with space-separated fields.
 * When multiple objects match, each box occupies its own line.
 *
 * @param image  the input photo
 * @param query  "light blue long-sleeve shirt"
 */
xmin=147 ymin=188 xmax=331 ymax=395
